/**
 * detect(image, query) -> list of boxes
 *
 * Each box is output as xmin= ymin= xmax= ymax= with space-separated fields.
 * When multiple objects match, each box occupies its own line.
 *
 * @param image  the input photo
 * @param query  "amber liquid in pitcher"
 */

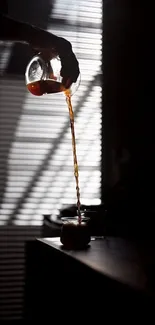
xmin=27 ymin=80 xmax=65 ymax=96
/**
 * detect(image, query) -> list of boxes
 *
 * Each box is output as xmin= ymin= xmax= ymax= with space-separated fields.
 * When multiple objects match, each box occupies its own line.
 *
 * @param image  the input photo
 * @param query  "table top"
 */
xmin=38 ymin=237 xmax=155 ymax=296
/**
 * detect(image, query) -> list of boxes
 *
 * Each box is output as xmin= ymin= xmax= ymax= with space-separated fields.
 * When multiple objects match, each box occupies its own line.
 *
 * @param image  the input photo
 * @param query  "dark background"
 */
xmin=103 ymin=1 xmax=155 ymax=214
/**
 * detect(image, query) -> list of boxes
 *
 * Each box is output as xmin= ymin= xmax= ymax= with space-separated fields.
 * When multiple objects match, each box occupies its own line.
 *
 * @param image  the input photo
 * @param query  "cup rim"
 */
xmin=61 ymin=216 xmax=90 ymax=223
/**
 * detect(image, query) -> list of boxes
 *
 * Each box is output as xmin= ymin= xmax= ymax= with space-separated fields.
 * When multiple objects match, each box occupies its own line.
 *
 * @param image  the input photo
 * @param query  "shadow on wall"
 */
xmin=0 ymin=1 xmax=53 ymax=321
xmin=0 ymin=0 xmax=53 ymax=213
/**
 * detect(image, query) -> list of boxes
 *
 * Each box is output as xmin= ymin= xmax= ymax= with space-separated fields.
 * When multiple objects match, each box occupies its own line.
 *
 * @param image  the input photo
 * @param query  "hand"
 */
xmin=60 ymin=51 xmax=80 ymax=88
xmin=34 ymin=35 xmax=80 ymax=89
xmin=56 ymin=37 xmax=80 ymax=87
xmin=0 ymin=14 xmax=80 ymax=86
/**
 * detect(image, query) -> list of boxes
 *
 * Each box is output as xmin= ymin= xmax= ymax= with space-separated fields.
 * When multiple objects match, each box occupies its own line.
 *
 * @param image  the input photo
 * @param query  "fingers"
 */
xmin=60 ymin=53 xmax=80 ymax=86
xmin=56 ymin=37 xmax=72 ymax=56
xmin=33 ymin=48 xmax=58 ymax=62
xmin=56 ymin=36 xmax=80 ymax=84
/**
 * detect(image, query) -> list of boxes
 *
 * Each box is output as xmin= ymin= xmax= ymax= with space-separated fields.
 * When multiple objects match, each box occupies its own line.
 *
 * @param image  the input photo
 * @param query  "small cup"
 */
xmin=60 ymin=216 xmax=90 ymax=249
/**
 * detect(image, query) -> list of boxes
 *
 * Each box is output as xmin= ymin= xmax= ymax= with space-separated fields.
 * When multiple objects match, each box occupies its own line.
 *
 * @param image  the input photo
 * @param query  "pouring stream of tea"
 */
xmin=27 ymin=78 xmax=81 ymax=223
xmin=65 ymin=91 xmax=81 ymax=224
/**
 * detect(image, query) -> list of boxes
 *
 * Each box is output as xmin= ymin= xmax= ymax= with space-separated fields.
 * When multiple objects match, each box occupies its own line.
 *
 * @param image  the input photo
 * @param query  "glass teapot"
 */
xmin=25 ymin=54 xmax=80 ymax=96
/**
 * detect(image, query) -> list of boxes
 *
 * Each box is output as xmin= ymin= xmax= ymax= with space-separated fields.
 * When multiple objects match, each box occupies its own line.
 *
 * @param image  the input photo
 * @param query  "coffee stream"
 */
xmin=65 ymin=91 xmax=81 ymax=224
xmin=27 ymin=80 xmax=81 ymax=223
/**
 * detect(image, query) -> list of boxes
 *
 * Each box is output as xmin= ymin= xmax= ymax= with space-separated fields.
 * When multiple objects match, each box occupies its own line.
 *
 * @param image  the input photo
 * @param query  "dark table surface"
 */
xmin=38 ymin=236 xmax=155 ymax=297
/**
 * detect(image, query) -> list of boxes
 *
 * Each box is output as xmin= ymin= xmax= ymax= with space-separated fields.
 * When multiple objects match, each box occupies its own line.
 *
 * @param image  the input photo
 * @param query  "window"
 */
xmin=0 ymin=1 xmax=102 ymax=320
xmin=0 ymin=0 xmax=102 ymax=226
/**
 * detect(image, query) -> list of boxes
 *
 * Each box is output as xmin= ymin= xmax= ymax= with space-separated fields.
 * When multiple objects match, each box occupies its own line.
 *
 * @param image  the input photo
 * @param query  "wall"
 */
xmin=103 ymin=1 xmax=155 ymax=210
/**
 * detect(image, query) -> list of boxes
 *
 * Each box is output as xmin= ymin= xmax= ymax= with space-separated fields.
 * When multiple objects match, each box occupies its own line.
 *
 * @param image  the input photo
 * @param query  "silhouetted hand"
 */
xmin=34 ymin=35 xmax=80 ymax=88
xmin=56 ymin=37 xmax=80 ymax=87
xmin=0 ymin=14 xmax=80 ymax=87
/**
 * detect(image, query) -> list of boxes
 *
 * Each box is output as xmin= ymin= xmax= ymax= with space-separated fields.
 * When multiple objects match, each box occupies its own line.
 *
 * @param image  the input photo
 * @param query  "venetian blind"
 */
xmin=0 ymin=0 xmax=102 ymax=320
xmin=0 ymin=0 xmax=102 ymax=226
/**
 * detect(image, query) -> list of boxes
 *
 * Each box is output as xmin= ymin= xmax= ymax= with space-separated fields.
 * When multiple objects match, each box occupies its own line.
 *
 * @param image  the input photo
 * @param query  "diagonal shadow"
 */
xmin=33 ymin=99 xmax=99 ymax=219
xmin=8 ymin=73 xmax=101 ymax=224
xmin=48 ymin=17 xmax=102 ymax=30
